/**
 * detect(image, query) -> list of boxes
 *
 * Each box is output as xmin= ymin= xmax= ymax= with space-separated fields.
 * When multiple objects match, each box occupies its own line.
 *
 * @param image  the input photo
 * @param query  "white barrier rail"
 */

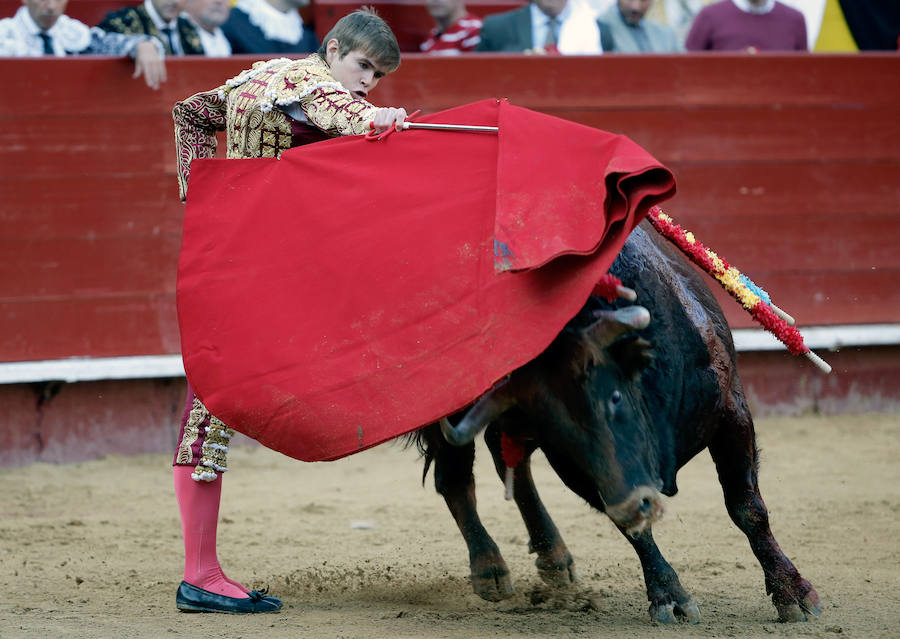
xmin=1 ymin=324 xmax=898 ymax=385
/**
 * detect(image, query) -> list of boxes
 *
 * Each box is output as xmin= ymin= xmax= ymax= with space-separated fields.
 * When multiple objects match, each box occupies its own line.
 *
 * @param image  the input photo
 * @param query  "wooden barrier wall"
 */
xmin=1 ymin=53 xmax=899 ymax=365
xmin=2 ymin=53 xmax=900 ymax=468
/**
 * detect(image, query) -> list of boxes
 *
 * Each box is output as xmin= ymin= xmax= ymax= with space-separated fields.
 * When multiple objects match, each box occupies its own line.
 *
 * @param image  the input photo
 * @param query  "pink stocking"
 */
xmin=174 ymin=465 xmax=249 ymax=597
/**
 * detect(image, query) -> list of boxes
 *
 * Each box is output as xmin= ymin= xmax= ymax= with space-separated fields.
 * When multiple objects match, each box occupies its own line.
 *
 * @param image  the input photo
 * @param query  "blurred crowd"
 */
xmin=0 ymin=0 xmax=896 ymax=88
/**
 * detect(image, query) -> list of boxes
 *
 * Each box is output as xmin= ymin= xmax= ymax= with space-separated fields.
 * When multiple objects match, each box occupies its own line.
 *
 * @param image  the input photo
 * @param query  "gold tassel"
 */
xmin=192 ymin=412 xmax=234 ymax=482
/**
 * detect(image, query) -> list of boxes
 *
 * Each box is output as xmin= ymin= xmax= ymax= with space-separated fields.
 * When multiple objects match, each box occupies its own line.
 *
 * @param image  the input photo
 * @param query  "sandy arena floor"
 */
xmin=0 ymin=412 xmax=897 ymax=638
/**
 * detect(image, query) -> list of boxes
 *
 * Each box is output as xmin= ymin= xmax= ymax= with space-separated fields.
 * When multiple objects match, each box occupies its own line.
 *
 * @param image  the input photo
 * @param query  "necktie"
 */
xmin=160 ymin=26 xmax=176 ymax=54
xmin=545 ymin=17 xmax=560 ymax=47
xmin=39 ymin=32 xmax=54 ymax=55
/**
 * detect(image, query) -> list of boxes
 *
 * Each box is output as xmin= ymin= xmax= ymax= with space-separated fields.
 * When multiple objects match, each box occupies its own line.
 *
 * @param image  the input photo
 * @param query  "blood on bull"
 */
xmin=425 ymin=220 xmax=820 ymax=624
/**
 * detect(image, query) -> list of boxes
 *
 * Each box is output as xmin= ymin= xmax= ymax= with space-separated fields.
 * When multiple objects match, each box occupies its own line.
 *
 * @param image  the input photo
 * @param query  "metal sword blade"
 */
xmin=402 ymin=122 xmax=499 ymax=133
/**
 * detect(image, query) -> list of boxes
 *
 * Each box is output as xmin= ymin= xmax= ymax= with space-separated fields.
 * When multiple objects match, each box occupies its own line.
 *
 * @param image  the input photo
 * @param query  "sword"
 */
xmin=401 ymin=122 xmax=498 ymax=133
xmin=365 ymin=115 xmax=498 ymax=141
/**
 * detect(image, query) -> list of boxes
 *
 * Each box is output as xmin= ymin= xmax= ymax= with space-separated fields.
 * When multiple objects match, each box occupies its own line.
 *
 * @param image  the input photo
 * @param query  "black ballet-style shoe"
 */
xmin=176 ymin=581 xmax=283 ymax=613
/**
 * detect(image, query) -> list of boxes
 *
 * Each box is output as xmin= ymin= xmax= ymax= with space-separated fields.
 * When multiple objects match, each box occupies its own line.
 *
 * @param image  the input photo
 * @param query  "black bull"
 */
xmin=417 ymin=220 xmax=821 ymax=624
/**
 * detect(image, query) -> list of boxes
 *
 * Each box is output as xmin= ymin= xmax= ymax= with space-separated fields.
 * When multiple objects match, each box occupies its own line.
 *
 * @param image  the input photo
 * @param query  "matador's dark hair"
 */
xmin=317 ymin=7 xmax=401 ymax=73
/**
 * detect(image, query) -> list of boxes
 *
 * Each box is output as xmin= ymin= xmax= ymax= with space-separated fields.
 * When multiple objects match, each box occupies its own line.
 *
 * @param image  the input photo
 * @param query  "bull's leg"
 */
xmin=620 ymin=527 xmax=701 ymax=623
xmin=424 ymin=425 xmax=514 ymax=602
xmin=483 ymin=426 xmax=577 ymax=587
xmin=708 ymin=407 xmax=821 ymax=622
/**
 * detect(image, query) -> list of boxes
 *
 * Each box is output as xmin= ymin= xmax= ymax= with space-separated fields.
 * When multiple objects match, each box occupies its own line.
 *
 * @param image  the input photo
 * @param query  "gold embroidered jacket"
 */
xmin=173 ymin=54 xmax=379 ymax=200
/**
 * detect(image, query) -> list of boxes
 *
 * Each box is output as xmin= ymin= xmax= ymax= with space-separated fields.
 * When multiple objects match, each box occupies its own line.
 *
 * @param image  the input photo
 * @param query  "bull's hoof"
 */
xmin=471 ymin=568 xmax=515 ymax=602
xmin=535 ymin=553 xmax=577 ymax=588
xmin=775 ymin=592 xmax=821 ymax=622
xmin=649 ymin=598 xmax=701 ymax=624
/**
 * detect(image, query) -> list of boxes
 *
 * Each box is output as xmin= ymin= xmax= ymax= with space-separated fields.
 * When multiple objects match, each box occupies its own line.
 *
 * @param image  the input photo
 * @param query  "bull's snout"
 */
xmin=604 ymin=486 xmax=664 ymax=537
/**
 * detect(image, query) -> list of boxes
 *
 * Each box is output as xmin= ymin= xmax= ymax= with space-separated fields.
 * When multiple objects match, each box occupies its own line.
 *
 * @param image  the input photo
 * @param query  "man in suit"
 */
xmin=476 ymin=0 xmax=615 ymax=53
xmin=0 ymin=0 xmax=167 ymax=88
xmin=600 ymin=0 xmax=681 ymax=52
xmin=98 ymin=0 xmax=204 ymax=55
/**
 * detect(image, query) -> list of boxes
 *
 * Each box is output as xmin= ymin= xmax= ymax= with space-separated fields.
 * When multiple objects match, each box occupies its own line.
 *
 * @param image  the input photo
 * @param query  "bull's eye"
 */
xmin=611 ymin=390 xmax=622 ymax=405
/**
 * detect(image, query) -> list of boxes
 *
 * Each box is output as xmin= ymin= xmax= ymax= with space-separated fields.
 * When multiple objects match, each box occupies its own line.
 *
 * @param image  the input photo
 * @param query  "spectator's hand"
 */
xmin=133 ymin=40 xmax=167 ymax=90
xmin=372 ymin=107 xmax=408 ymax=134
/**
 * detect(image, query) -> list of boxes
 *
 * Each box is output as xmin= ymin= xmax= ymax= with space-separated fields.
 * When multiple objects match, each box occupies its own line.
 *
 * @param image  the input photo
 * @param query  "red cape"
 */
xmin=177 ymin=99 xmax=675 ymax=461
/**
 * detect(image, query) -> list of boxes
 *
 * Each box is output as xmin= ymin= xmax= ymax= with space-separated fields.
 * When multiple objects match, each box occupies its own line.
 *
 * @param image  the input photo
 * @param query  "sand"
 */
xmin=1 ymin=412 xmax=897 ymax=638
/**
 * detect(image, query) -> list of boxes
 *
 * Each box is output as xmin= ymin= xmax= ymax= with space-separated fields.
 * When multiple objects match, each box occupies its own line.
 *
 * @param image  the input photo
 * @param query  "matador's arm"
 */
xmin=300 ymin=84 xmax=379 ymax=137
xmin=277 ymin=60 xmax=379 ymax=137
xmin=173 ymin=87 xmax=227 ymax=201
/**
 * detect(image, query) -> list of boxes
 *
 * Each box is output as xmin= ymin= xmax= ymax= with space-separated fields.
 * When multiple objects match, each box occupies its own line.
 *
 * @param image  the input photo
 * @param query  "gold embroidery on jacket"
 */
xmin=176 ymin=397 xmax=208 ymax=465
xmin=192 ymin=414 xmax=235 ymax=482
xmin=172 ymin=54 xmax=380 ymax=201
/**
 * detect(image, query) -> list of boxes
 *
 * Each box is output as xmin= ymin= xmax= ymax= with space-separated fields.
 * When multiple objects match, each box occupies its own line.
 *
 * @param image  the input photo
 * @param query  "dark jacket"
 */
xmin=221 ymin=7 xmax=318 ymax=55
xmin=97 ymin=5 xmax=203 ymax=55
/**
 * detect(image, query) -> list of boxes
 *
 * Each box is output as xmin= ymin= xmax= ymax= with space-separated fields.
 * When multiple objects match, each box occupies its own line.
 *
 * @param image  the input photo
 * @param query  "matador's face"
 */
xmin=326 ymin=41 xmax=389 ymax=101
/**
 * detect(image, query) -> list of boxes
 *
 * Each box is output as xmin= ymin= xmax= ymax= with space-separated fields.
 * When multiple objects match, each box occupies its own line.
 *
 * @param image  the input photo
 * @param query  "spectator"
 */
xmin=98 ymin=0 xmax=204 ymax=55
xmin=0 ymin=0 xmax=167 ymax=89
xmin=686 ymin=0 xmax=807 ymax=51
xmin=600 ymin=0 xmax=682 ymax=52
xmin=420 ymin=0 xmax=482 ymax=54
xmin=642 ymin=0 xmax=715 ymax=47
xmin=220 ymin=0 xmax=317 ymax=54
xmin=476 ymin=0 xmax=615 ymax=54
xmin=183 ymin=0 xmax=232 ymax=56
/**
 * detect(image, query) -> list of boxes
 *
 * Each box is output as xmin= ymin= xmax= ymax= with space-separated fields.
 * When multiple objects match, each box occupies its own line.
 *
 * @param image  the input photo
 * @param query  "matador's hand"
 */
xmin=371 ymin=107 xmax=408 ymax=134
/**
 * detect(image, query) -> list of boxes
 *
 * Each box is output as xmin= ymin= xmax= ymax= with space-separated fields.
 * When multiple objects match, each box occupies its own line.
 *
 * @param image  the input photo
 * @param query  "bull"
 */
xmin=416 ymin=220 xmax=821 ymax=624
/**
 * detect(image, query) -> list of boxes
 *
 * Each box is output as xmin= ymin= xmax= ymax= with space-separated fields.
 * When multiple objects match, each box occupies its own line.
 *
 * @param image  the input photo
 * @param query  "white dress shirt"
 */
xmin=530 ymin=0 xmax=603 ymax=54
xmin=191 ymin=20 xmax=232 ymax=57
xmin=0 ymin=6 xmax=92 ymax=55
xmin=233 ymin=0 xmax=305 ymax=45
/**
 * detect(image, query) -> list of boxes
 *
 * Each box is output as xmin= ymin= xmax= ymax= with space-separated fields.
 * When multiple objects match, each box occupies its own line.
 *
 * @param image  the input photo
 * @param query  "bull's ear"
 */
xmin=608 ymin=337 xmax=654 ymax=380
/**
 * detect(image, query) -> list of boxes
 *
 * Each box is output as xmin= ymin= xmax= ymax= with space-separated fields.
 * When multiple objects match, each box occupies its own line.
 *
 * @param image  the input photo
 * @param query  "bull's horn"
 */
xmin=616 ymin=284 xmax=637 ymax=302
xmin=586 ymin=305 xmax=651 ymax=348
xmin=441 ymin=379 xmax=514 ymax=446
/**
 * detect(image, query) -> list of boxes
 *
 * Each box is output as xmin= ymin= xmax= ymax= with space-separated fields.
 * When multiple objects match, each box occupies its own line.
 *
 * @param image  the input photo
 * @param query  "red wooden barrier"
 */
xmin=1 ymin=54 xmax=899 ymax=365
